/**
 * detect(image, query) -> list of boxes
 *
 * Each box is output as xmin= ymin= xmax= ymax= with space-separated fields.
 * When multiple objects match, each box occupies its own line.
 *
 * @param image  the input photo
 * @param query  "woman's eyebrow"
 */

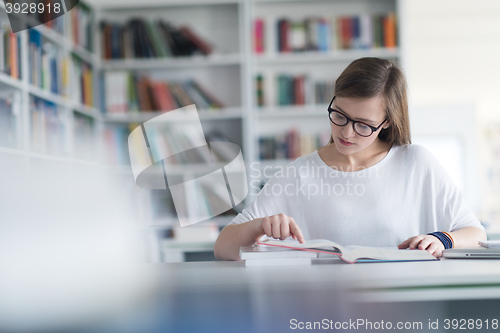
xmin=332 ymin=103 xmax=376 ymax=123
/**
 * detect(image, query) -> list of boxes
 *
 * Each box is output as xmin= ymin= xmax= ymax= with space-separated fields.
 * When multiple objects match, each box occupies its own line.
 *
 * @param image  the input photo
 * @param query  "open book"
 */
xmin=258 ymin=239 xmax=437 ymax=264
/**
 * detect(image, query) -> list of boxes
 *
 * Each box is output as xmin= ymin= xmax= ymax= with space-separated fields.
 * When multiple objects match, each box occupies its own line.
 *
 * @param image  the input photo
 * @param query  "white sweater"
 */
xmin=229 ymin=144 xmax=484 ymax=247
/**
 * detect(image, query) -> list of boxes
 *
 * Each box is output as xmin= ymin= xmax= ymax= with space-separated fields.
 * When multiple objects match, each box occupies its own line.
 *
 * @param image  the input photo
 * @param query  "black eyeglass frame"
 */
xmin=327 ymin=96 xmax=388 ymax=137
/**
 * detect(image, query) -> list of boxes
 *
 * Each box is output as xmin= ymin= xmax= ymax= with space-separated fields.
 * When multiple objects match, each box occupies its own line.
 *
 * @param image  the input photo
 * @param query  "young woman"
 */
xmin=214 ymin=57 xmax=486 ymax=261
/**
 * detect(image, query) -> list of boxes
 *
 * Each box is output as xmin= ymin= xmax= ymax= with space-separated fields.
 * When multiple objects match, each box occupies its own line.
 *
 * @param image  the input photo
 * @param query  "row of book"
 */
xmin=28 ymin=29 xmax=95 ymax=105
xmin=69 ymin=2 xmax=94 ymax=52
xmin=0 ymin=94 xmax=17 ymax=149
xmin=259 ymin=129 xmax=330 ymax=161
xmin=103 ymin=72 xmax=224 ymax=113
xmin=104 ymin=122 xmax=235 ymax=166
xmin=30 ymin=97 xmax=66 ymax=156
xmin=71 ymin=57 xmax=94 ymax=107
xmin=24 ymin=1 xmax=93 ymax=51
xmin=0 ymin=23 xmax=21 ymax=79
xmin=101 ymin=19 xmax=212 ymax=60
xmin=26 ymin=3 xmax=65 ymax=35
xmin=29 ymin=29 xmax=63 ymax=94
xmin=254 ymin=12 xmax=397 ymax=53
xmin=255 ymin=74 xmax=335 ymax=107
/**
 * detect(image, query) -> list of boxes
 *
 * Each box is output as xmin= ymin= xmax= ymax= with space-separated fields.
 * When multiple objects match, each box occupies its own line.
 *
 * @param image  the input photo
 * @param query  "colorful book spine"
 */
xmin=271 ymin=12 xmax=397 ymax=54
xmin=254 ymin=18 xmax=265 ymax=53
xmin=259 ymin=129 xmax=331 ymax=161
xmin=69 ymin=2 xmax=93 ymax=51
xmin=104 ymin=72 xmax=224 ymax=113
xmin=100 ymin=19 xmax=213 ymax=59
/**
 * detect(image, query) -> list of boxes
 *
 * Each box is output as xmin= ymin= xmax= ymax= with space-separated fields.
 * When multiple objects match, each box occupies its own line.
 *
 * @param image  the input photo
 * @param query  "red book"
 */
xmin=342 ymin=17 xmax=352 ymax=49
xmin=254 ymin=18 xmax=265 ymax=53
xmin=10 ymin=31 xmax=18 ymax=79
xmin=136 ymin=78 xmax=150 ymax=111
xmin=162 ymin=82 xmax=177 ymax=111
xmin=295 ymin=76 xmax=305 ymax=105
xmin=154 ymin=82 xmax=169 ymax=111
xmin=280 ymin=19 xmax=290 ymax=52
xmin=178 ymin=26 xmax=213 ymax=55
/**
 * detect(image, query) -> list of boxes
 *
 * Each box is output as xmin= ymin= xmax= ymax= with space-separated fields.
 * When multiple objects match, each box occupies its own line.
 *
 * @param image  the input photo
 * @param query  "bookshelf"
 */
xmin=91 ymin=0 xmax=249 ymax=261
xmin=250 ymin=0 xmax=401 ymax=190
xmin=0 ymin=1 xmax=101 ymax=161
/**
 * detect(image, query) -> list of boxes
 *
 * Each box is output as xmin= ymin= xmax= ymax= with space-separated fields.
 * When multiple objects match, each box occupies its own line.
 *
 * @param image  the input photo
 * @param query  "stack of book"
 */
xmin=28 ymin=29 xmax=65 ymax=95
xmin=103 ymin=72 xmax=224 ymax=114
xmin=255 ymin=74 xmax=335 ymax=107
xmin=257 ymin=12 xmax=397 ymax=54
xmin=276 ymin=74 xmax=307 ymax=106
xmin=101 ymin=19 xmax=212 ymax=59
xmin=240 ymin=245 xmax=317 ymax=267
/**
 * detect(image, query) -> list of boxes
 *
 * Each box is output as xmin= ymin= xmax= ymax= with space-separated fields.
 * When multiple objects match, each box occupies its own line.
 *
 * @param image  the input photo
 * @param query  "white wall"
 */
xmin=402 ymin=0 xmax=500 ymax=227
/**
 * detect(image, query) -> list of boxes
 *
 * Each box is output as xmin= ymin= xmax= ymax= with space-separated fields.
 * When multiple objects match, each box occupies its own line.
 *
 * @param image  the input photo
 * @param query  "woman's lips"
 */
xmin=338 ymin=137 xmax=354 ymax=146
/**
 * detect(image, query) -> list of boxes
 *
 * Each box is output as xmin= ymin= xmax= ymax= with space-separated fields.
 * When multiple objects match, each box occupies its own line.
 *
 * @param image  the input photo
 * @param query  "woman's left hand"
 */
xmin=398 ymin=235 xmax=445 ymax=258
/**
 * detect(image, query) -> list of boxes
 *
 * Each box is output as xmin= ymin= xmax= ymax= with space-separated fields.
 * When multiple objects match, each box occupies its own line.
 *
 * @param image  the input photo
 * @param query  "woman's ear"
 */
xmin=383 ymin=121 xmax=391 ymax=129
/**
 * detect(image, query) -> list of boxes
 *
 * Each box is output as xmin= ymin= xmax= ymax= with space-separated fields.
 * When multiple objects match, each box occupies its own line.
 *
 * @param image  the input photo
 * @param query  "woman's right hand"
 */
xmin=254 ymin=213 xmax=305 ymax=243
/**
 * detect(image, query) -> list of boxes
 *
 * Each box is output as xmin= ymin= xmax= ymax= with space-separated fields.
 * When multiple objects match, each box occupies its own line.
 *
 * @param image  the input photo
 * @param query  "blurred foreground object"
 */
xmin=0 ymin=153 xmax=157 ymax=333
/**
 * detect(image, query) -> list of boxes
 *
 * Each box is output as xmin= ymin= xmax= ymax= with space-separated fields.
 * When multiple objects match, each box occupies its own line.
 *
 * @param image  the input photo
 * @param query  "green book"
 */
xmin=145 ymin=20 xmax=168 ymax=58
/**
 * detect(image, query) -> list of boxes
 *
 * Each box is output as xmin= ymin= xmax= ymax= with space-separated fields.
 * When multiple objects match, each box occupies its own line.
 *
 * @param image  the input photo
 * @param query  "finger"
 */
xmin=409 ymin=236 xmax=424 ymax=249
xmin=289 ymin=221 xmax=305 ymax=244
xmin=427 ymin=242 xmax=441 ymax=256
xmin=271 ymin=215 xmax=281 ymax=239
xmin=280 ymin=219 xmax=290 ymax=240
xmin=398 ymin=238 xmax=412 ymax=249
xmin=261 ymin=218 xmax=272 ymax=237
xmin=418 ymin=238 xmax=432 ymax=251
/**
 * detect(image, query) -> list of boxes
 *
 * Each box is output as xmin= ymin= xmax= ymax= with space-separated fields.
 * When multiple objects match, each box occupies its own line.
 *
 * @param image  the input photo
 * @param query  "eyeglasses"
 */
xmin=327 ymin=96 xmax=387 ymax=137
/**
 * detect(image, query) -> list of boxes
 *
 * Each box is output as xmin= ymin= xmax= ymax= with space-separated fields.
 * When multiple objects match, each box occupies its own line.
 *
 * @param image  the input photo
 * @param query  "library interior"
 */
xmin=1 ymin=0 xmax=500 ymax=332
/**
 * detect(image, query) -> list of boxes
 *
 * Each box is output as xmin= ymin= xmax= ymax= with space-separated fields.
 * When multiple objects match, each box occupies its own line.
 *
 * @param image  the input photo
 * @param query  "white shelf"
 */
xmin=101 ymin=54 xmax=242 ymax=70
xmin=0 ymin=72 xmax=24 ymax=90
xmin=254 ymin=48 xmax=400 ymax=65
xmin=27 ymin=86 xmax=100 ymax=120
xmin=31 ymin=24 xmax=95 ymax=64
xmin=94 ymin=0 xmax=241 ymax=10
xmin=72 ymin=104 xmax=101 ymax=119
xmin=103 ymin=107 xmax=243 ymax=123
xmin=256 ymin=104 xmax=328 ymax=118
xmin=71 ymin=43 xmax=97 ymax=64
xmin=0 ymin=146 xmax=99 ymax=165
xmin=107 ymin=160 xmax=245 ymax=177
xmin=29 ymin=85 xmax=69 ymax=106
